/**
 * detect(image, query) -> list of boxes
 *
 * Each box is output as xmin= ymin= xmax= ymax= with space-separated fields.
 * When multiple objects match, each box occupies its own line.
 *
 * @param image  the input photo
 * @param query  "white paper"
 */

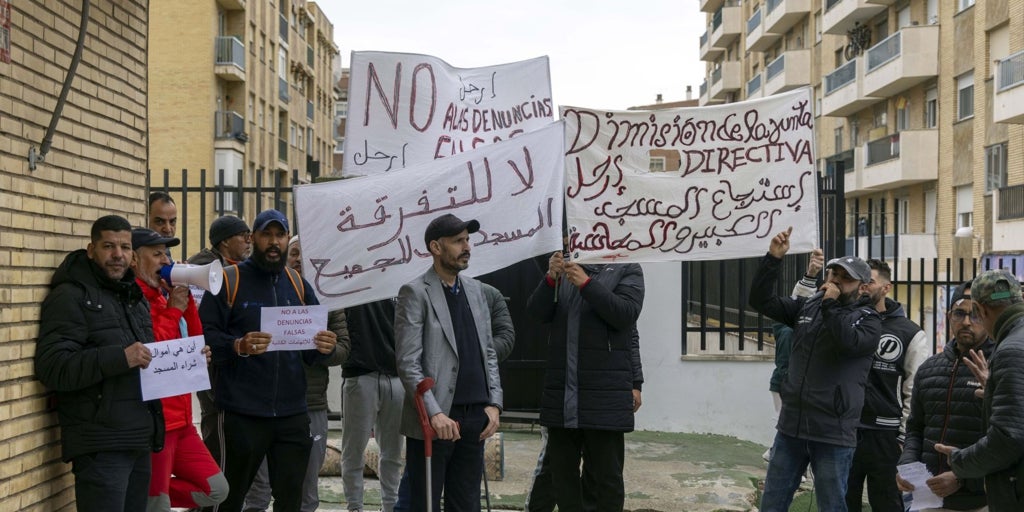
xmin=897 ymin=461 xmax=943 ymax=511
xmin=140 ymin=335 xmax=210 ymax=401
xmin=562 ymin=88 xmax=819 ymax=263
xmin=260 ymin=305 xmax=328 ymax=352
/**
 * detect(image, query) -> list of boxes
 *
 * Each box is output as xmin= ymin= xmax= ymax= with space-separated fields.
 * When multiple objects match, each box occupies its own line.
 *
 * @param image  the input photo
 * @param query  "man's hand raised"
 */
xmin=768 ymin=227 xmax=794 ymax=259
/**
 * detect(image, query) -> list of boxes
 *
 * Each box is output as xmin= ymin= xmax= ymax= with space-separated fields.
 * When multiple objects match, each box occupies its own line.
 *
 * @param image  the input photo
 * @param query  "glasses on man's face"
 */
xmin=950 ymin=309 xmax=980 ymax=322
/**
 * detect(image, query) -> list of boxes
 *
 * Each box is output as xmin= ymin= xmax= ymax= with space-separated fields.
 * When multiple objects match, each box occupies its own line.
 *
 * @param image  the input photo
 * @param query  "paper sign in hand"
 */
xmin=140 ymin=335 xmax=210 ymax=401
xmin=260 ymin=305 xmax=328 ymax=351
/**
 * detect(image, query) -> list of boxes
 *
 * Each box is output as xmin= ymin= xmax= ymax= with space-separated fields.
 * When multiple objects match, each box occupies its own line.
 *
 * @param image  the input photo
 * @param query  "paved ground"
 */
xmin=312 ymin=426 xmax=793 ymax=511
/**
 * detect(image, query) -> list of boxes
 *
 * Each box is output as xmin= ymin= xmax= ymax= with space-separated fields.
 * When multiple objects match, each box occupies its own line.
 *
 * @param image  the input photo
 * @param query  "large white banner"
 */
xmin=297 ymin=122 xmax=565 ymax=310
xmin=343 ymin=51 xmax=553 ymax=175
xmin=562 ymin=87 xmax=818 ymax=263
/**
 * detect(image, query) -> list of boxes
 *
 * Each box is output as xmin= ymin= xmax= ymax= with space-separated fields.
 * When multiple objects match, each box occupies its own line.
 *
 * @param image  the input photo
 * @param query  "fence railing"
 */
xmin=825 ymin=60 xmax=856 ymax=95
xmin=215 ymin=36 xmax=245 ymax=70
xmin=865 ymin=133 xmax=899 ymax=166
xmin=999 ymin=184 xmax=1024 ymax=220
xmin=998 ymin=50 xmax=1024 ymax=92
xmin=867 ymin=31 xmax=901 ymax=73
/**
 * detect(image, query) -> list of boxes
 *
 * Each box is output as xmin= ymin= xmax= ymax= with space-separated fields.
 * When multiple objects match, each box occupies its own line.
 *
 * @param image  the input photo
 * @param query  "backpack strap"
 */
xmin=223 ymin=264 xmax=240 ymax=307
xmin=283 ymin=266 xmax=306 ymax=306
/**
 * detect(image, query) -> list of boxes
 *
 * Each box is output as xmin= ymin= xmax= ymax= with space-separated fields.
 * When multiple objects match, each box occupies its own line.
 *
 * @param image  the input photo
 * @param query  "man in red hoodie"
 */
xmin=131 ymin=228 xmax=228 ymax=511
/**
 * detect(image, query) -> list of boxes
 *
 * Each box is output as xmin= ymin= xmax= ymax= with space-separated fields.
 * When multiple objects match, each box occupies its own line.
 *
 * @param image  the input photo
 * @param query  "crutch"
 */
xmin=414 ymin=378 xmax=436 ymax=512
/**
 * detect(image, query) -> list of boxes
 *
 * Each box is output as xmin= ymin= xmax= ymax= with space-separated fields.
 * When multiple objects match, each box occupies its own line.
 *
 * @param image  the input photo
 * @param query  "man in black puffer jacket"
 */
xmin=897 ymin=281 xmax=990 ymax=510
xmin=35 ymin=215 xmax=163 ymax=512
xmin=938 ymin=269 xmax=1024 ymax=512
xmin=748 ymin=227 xmax=881 ymax=512
xmin=527 ymin=250 xmax=644 ymax=512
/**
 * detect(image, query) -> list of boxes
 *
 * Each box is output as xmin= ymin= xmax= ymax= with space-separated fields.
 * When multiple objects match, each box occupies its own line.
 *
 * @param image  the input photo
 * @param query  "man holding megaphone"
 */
xmin=130 ymin=228 xmax=228 ymax=511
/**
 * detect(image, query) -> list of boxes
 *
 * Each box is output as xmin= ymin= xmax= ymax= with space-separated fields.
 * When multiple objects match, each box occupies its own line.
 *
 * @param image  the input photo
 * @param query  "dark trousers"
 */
xmin=526 ymin=427 xmax=598 ymax=512
xmin=216 ymin=411 xmax=312 ymax=512
xmin=547 ymin=427 xmax=625 ymax=512
xmin=71 ymin=449 xmax=151 ymax=512
xmin=405 ymin=403 xmax=488 ymax=512
xmin=846 ymin=429 xmax=903 ymax=512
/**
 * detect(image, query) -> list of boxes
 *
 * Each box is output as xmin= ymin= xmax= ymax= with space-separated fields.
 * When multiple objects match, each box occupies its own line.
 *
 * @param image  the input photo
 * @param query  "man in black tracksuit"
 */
xmin=897 ymin=281 xmax=990 ymax=510
xmin=749 ymin=228 xmax=881 ymax=512
xmin=846 ymin=260 xmax=929 ymax=512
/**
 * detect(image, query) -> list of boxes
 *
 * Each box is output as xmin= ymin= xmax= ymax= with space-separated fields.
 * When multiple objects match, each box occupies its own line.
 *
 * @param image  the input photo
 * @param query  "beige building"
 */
xmin=698 ymin=0 xmax=1024 ymax=272
xmin=149 ymin=0 xmax=338 ymax=252
xmin=0 ymin=1 xmax=150 ymax=510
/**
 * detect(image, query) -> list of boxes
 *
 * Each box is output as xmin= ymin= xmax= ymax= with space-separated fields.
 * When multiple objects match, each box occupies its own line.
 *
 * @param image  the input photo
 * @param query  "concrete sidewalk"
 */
xmin=313 ymin=427 xmax=777 ymax=511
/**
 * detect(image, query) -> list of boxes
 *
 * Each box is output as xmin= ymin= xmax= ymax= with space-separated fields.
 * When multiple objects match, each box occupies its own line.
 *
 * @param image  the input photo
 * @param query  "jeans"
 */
xmin=761 ymin=432 xmax=856 ymax=512
xmin=72 ymin=449 xmax=151 ymax=512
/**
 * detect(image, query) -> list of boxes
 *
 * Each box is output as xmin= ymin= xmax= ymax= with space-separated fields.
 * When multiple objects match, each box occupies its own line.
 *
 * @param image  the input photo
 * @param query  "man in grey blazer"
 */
xmin=395 ymin=213 xmax=504 ymax=512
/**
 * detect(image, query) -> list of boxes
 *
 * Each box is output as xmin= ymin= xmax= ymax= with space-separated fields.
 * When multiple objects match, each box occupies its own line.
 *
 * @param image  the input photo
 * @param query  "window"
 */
xmin=290 ymin=122 xmax=297 ymax=146
xmin=897 ymin=198 xmax=909 ymax=234
xmin=649 ymin=156 xmax=666 ymax=172
xmin=850 ymin=120 xmax=859 ymax=147
xmin=896 ymin=103 xmax=908 ymax=131
xmin=873 ymin=103 xmax=887 ymax=128
xmin=925 ymin=88 xmax=937 ymax=128
xmin=956 ymin=185 xmax=973 ymax=229
xmin=834 ymin=127 xmax=843 ymax=152
xmin=985 ymin=143 xmax=1008 ymax=194
xmin=958 ymin=0 xmax=975 ymax=12
xmin=957 ymin=72 xmax=974 ymax=121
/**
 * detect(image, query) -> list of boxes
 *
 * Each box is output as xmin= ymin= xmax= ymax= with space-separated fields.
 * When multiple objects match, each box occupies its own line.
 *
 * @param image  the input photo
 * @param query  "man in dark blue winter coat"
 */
xmin=748 ymin=227 xmax=881 ymax=512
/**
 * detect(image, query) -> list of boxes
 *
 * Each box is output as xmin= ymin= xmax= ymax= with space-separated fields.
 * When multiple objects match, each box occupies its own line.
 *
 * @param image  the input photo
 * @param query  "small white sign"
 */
xmin=896 ymin=461 xmax=943 ymax=511
xmin=140 ymin=335 xmax=210 ymax=401
xmin=260 ymin=305 xmax=328 ymax=351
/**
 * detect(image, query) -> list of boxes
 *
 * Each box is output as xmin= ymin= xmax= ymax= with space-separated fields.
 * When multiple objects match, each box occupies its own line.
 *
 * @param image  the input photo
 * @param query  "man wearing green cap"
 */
xmin=936 ymin=269 xmax=1024 ymax=512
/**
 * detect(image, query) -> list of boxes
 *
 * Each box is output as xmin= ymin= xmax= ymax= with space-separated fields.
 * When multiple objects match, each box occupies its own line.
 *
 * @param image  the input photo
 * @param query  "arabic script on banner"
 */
xmin=140 ymin=335 xmax=210 ymax=401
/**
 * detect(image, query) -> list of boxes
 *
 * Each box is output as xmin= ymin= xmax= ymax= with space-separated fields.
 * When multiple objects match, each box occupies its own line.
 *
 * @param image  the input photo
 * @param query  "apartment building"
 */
xmin=149 ymin=0 xmax=339 ymax=250
xmin=698 ymin=0 xmax=1024 ymax=269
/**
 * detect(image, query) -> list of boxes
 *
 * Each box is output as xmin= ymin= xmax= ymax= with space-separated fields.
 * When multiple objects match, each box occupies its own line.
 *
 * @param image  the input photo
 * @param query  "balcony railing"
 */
xmin=867 ymin=31 xmax=901 ymax=73
xmin=747 ymin=8 xmax=761 ymax=35
xmin=825 ymin=0 xmax=842 ymax=11
xmin=998 ymin=50 xmax=1024 ymax=92
xmin=279 ymin=14 xmax=288 ymax=42
xmin=865 ymin=133 xmax=900 ymax=166
xmin=825 ymin=60 xmax=856 ymax=95
xmin=712 ymin=8 xmax=723 ymax=31
xmin=214 ymin=110 xmax=246 ymax=140
xmin=278 ymin=138 xmax=288 ymax=162
xmin=700 ymin=31 xmax=708 ymax=47
xmin=700 ymin=79 xmax=708 ymax=98
xmin=215 ymin=36 xmax=245 ymax=70
xmin=766 ymin=0 xmax=782 ymax=14
xmin=766 ymin=55 xmax=785 ymax=81
xmin=747 ymin=74 xmax=762 ymax=96
xmin=279 ymin=77 xmax=290 ymax=102
xmin=711 ymin=67 xmax=722 ymax=85
xmin=307 ymin=45 xmax=314 ymax=67
xmin=307 ymin=100 xmax=314 ymax=120
xmin=999 ymin=184 xmax=1024 ymax=220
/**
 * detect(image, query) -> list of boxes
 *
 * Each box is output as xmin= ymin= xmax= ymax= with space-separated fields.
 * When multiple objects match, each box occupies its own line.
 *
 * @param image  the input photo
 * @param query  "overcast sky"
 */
xmin=319 ymin=0 xmax=706 ymax=111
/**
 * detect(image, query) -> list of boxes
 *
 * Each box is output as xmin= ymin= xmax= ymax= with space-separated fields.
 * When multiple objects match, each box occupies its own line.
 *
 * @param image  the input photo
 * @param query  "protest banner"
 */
xmin=343 ymin=51 xmax=553 ymax=175
xmin=561 ymin=87 xmax=818 ymax=263
xmin=260 ymin=305 xmax=328 ymax=352
xmin=140 ymin=335 xmax=210 ymax=401
xmin=296 ymin=121 xmax=565 ymax=310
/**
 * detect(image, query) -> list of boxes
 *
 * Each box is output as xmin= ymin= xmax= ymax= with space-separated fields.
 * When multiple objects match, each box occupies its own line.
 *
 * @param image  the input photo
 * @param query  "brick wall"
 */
xmin=0 ymin=1 xmax=148 ymax=510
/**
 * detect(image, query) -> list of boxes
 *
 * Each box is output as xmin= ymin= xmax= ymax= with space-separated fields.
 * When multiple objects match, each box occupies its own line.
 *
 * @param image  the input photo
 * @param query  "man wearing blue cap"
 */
xmin=749 ymin=227 xmax=882 ymax=512
xmin=198 ymin=209 xmax=339 ymax=512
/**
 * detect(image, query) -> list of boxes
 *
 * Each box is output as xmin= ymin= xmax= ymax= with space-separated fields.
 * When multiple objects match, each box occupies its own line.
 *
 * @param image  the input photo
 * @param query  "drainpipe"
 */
xmin=28 ymin=0 xmax=91 ymax=170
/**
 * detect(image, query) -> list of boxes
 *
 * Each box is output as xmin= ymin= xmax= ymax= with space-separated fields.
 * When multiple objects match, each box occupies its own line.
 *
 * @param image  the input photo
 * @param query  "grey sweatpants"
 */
xmin=341 ymin=372 xmax=405 ymax=512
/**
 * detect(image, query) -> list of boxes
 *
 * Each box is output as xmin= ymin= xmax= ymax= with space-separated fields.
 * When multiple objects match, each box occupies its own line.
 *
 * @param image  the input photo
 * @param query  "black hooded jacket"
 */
xmin=34 ymin=249 xmax=161 ymax=461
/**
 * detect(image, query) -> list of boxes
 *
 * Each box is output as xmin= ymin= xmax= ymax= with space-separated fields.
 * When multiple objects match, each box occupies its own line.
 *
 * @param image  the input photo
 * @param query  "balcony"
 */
xmin=746 ymin=72 xmax=763 ymax=100
xmin=822 ymin=58 xmax=881 ymax=117
xmin=214 ymin=36 xmax=246 ymax=81
xmin=709 ymin=61 xmax=742 ymax=100
xmin=862 ymin=25 xmax=939 ymax=98
xmin=746 ymin=8 xmax=780 ymax=52
xmin=859 ymin=130 xmax=938 ymax=192
xmin=700 ymin=0 xmax=726 ymax=13
xmin=994 ymin=50 xmax=1024 ymax=124
xmin=822 ymin=0 xmax=886 ymax=35
xmin=700 ymin=30 xmax=723 ymax=61
xmin=279 ymin=77 xmax=290 ymax=103
xmin=763 ymin=49 xmax=811 ymax=96
xmin=710 ymin=5 xmax=743 ymax=49
xmin=214 ymin=110 xmax=246 ymax=140
xmin=765 ymin=0 xmax=812 ymax=35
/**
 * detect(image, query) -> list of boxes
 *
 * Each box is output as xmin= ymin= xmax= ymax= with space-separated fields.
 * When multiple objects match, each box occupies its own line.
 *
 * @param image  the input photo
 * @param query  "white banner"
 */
xmin=343 ymin=51 xmax=553 ymax=175
xmin=562 ymin=87 xmax=818 ymax=263
xmin=297 ymin=121 xmax=566 ymax=310
xmin=140 ymin=336 xmax=210 ymax=401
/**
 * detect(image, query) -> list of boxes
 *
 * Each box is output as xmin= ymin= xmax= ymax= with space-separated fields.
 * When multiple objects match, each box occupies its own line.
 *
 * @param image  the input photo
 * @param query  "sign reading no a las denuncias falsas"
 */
xmin=343 ymin=51 xmax=553 ymax=175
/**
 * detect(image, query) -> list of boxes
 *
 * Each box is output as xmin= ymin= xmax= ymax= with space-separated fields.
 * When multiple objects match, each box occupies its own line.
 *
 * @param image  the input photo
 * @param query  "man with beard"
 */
xmin=845 ymin=259 xmax=929 ymax=512
xmin=897 ymin=281 xmax=991 ymax=511
xmin=35 ymin=215 xmax=160 ymax=512
xmin=749 ymin=227 xmax=881 ymax=512
xmin=395 ymin=214 xmax=504 ymax=512
xmin=198 ymin=209 xmax=339 ymax=512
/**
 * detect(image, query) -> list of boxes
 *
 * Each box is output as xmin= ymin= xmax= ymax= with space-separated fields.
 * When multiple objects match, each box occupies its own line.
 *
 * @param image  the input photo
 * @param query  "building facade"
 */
xmin=0 ymin=1 xmax=150 ymax=509
xmin=149 ymin=0 xmax=338 ymax=250
xmin=698 ymin=0 xmax=1024 ymax=272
